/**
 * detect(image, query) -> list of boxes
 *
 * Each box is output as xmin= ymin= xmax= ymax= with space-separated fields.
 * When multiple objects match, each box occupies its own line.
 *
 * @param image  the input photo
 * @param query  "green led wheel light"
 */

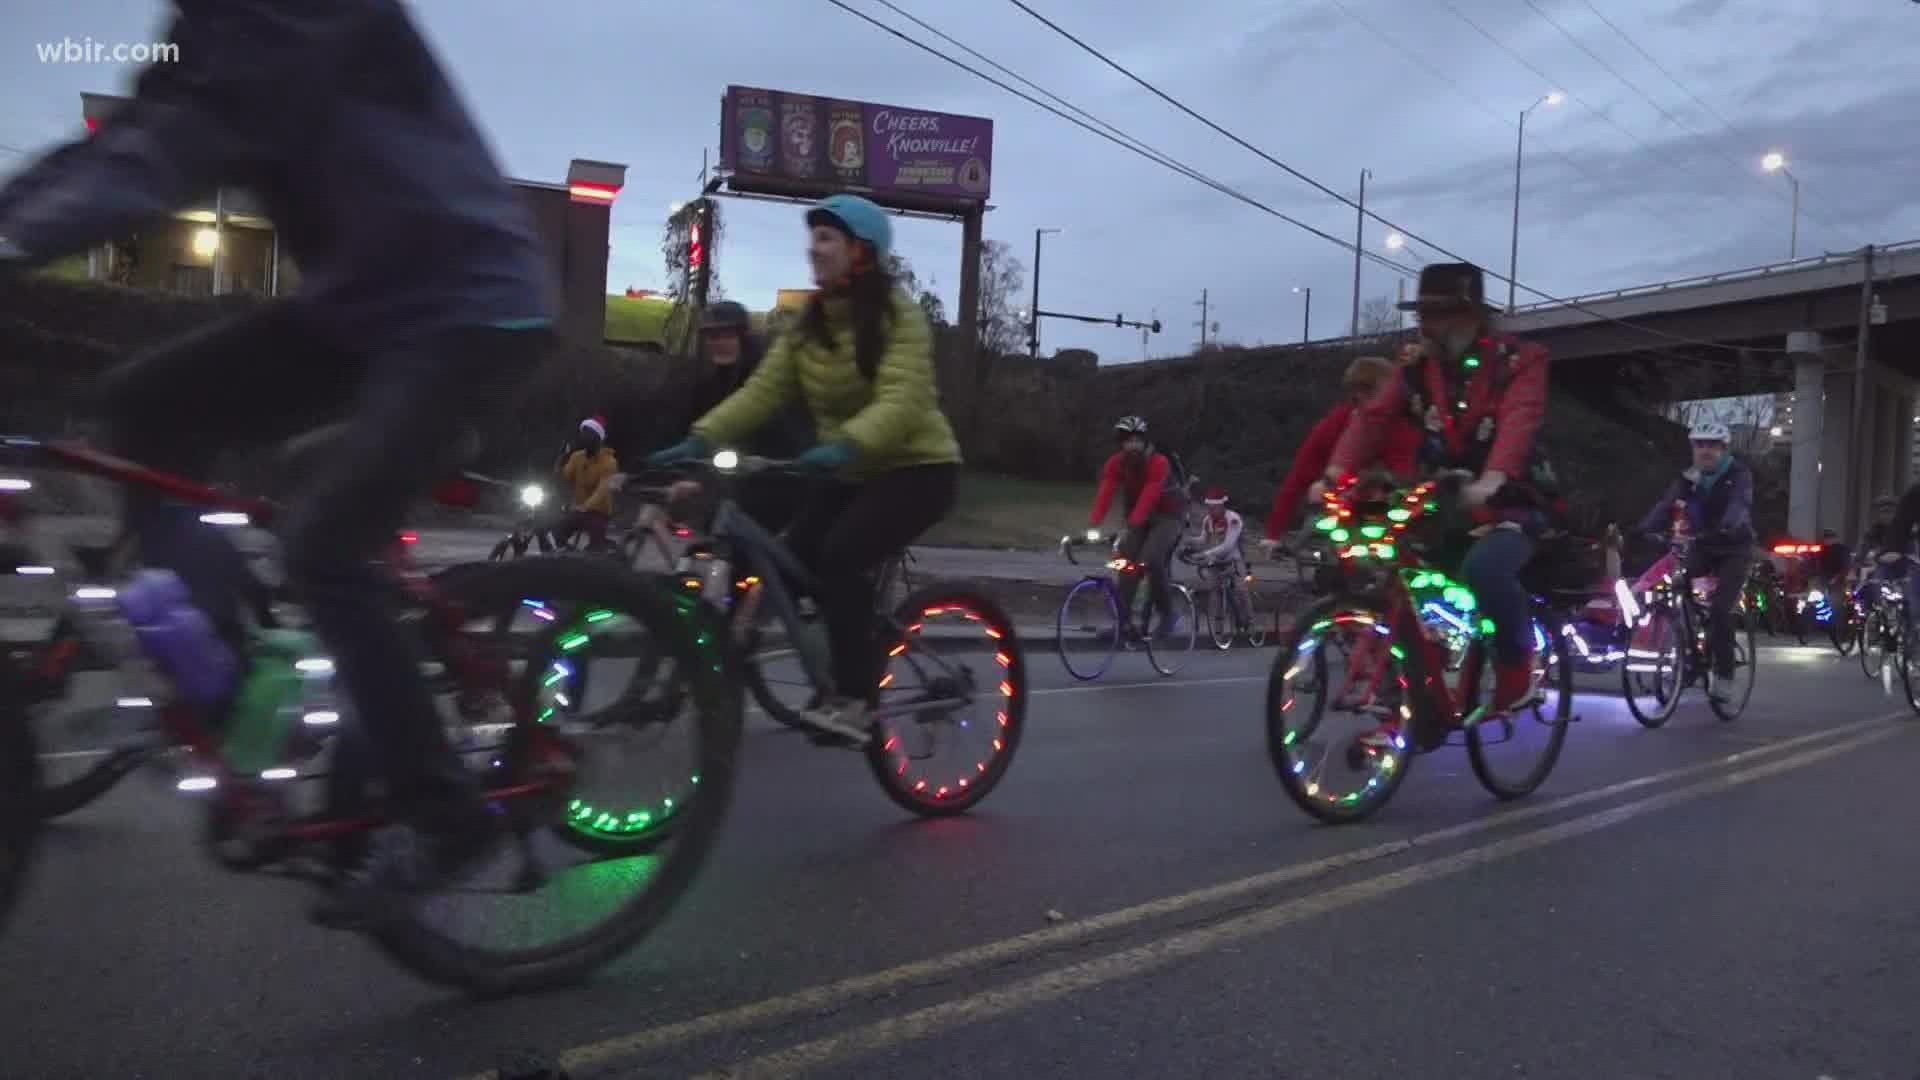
xmin=531 ymin=606 xmax=702 ymax=842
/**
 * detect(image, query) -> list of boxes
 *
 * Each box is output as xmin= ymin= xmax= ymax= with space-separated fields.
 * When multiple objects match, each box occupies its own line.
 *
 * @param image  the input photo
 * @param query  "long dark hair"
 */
xmin=801 ymin=261 xmax=897 ymax=380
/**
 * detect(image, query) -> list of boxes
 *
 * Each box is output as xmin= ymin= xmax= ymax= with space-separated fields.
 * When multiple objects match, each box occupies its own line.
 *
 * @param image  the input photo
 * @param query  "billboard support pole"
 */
xmin=958 ymin=205 xmax=985 ymax=436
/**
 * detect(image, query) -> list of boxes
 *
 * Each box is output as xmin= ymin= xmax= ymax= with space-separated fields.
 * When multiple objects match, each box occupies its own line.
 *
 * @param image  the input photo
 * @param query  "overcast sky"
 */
xmin=2 ymin=0 xmax=1913 ymax=359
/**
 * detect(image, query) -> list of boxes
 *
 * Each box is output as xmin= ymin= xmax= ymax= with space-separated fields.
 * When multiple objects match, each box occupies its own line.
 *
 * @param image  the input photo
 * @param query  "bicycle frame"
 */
xmin=679 ymin=459 xmax=980 ymax=725
xmin=0 ymin=435 xmax=562 ymax=840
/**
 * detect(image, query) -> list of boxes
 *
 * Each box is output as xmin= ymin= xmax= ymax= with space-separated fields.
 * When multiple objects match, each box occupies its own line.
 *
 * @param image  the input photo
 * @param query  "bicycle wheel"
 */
xmin=1708 ymin=614 xmax=1757 ymax=722
xmin=1241 ymin=581 xmax=1269 ymax=648
xmin=1208 ymin=583 xmax=1234 ymax=650
xmin=1861 ymin=607 xmax=1888 ymax=680
xmin=1267 ymin=600 xmax=1413 ymax=824
xmin=0 ymin=664 xmax=40 ymax=936
xmin=369 ymin=556 xmax=743 ymax=996
xmin=1466 ymin=616 xmax=1573 ymax=799
xmin=1832 ymin=601 xmax=1859 ymax=656
xmin=1900 ymin=628 xmax=1920 ymax=717
xmin=1145 ymin=584 xmax=1198 ymax=677
xmin=1056 ymin=578 xmax=1119 ymax=681
xmin=867 ymin=588 xmax=1026 ymax=816
xmin=738 ymin=616 xmax=823 ymax=731
xmin=1621 ymin=600 xmax=1686 ymax=729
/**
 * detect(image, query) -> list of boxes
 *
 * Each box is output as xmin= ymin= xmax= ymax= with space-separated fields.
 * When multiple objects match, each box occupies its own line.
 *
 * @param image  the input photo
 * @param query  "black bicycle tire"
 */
xmin=33 ymin=742 xmax=142 ymax=820
xmin=1056 ymin=578 xmax=1118 ymax=681
xmin=1208 ymin=582 xmax=1233 ymax=650
xmin=1266 ymin=598 xmax=1414 ymax=825
xmin=865 ymin=586 xmax=1027 ymax=817
xmin=1861 ymin=606 xmax=1888 ymax=679
xmin=368 ymin=556 xmax=743 ymax=997
xmin=1622 ymin=599 xmax=1685 ymax=729
xmin=1466 ymin=615 xmax=1574 ymax=799
xmin=740 ymin=637 xmax=811 ymax=730
xmin=1708 ymin=616 xmax=1758 ymax=723
xmin=1900 ymin=628 xmax=1920 ymax=718
xmin=0 ymin=661 xmax=41 ymax=937
xmin=1145 ymin=584 xmax=1198 ymax=677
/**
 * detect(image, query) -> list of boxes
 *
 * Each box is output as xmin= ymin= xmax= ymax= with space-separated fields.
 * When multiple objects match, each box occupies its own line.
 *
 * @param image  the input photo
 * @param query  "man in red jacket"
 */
xmin=1324 ymin=263 xmax=1551 ymax=740
xmin=1089 ymin=415 xmax=1187 ymax=636
xmin=1265 ymin=354 xmax=1417 ymax=542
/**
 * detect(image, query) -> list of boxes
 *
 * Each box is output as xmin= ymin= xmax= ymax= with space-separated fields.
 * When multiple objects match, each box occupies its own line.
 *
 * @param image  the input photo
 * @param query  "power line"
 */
xmin=1330 ymin=0 xmax=1704 ymax=241
xmin=1518 ymin=0 xmax=1845 ymax=240
xmin=1002 ymin=0 xmax=1798 ymax=357
xmin=1569 ymin=0 xmax=1850 ymax=241
xmin=1442 ymin=2 xmax=1765 ymax=226
xmin=825 ymin=0 xmax=1419 ymax=279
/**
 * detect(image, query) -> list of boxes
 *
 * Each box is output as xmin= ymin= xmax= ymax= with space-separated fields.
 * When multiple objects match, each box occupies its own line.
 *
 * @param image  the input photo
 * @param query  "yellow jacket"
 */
xmin=692 ymin=289 xmax=962 ymax=480
xmin=562 ymin=447 xmax=620 ymax=513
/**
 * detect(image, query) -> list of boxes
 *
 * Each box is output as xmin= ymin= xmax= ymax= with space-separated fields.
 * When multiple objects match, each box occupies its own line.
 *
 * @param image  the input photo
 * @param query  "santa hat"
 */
xmin=1204 ymin=487 xmax=1228 ymax=506
xmin=579 ymin=416 xmax=607 ymax=440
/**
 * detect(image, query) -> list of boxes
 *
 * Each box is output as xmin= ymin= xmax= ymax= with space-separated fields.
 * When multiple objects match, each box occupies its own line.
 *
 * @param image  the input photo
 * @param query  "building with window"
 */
xmin=76 ymin=92 xmax=624 ymax=343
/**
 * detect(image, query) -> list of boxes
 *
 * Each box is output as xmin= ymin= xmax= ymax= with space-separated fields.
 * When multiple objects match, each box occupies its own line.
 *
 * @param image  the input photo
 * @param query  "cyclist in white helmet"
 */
xmin=1632 ymin=419 xmax=1754 ymax=703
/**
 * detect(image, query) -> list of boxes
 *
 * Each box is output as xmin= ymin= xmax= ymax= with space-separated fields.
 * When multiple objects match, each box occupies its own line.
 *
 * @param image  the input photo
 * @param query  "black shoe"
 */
xmin=310 ymin=801 xmax=505 ymax=931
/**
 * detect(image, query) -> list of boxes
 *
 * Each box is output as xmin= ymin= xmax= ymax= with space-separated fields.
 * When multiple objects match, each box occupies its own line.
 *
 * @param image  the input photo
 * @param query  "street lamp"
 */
xmin=1028 ymin=226 xmax=1063 ymax=358
xmin=1507 ymin=90 xmax=1564 ymax=314
xmin=1292 ymin=286 xmax=1311 ymax=343
xmin=1762 ymin=150 xmax=1800 ymax=259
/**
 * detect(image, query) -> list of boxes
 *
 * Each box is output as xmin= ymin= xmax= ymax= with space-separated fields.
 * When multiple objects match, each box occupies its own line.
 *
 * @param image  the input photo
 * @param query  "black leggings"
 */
xmin=99 ymin=302 xmax=546 ymax=811
xmin=783 ymin=463 xmax=959 ymax=702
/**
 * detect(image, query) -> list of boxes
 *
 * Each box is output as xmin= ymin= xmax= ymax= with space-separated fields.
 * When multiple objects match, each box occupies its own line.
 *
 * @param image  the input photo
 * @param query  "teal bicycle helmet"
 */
xmin=806 ymin=194 xmax=893 ymax=262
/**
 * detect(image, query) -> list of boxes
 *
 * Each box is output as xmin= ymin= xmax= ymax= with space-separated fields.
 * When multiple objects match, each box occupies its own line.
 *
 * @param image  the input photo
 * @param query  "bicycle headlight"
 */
xmin=713 ymin=450 xmax=740 ymax=471
xmin=519 ymin=484 xmax=546 ymax=509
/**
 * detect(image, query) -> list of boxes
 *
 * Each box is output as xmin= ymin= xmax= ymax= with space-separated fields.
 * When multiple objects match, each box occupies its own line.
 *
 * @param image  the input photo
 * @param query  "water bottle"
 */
xmin=702 ymin=555 xmax=732 ymax=611
xmin=117 ymin=569 xmax=239 ymax=708
xmin=223 ymin=630 xmax=317 ymax=774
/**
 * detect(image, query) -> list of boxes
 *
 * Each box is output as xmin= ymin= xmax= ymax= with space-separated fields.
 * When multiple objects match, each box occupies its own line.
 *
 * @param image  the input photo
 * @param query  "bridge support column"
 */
xmin=1899 ymin=396 xmax=1917 ymax=496
xmin=1788 ymin=334 xmax=1826 ymax=538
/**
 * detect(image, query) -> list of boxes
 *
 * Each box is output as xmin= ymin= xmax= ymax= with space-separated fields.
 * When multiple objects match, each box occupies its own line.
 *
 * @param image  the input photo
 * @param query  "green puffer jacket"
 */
xmin=692 ymin=288 xmax=963 ymax=480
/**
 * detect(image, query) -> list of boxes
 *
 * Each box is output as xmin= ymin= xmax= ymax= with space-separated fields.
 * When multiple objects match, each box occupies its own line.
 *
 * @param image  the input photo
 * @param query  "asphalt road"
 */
xmin=7 ymin=637 xmax=1920 ymax=1079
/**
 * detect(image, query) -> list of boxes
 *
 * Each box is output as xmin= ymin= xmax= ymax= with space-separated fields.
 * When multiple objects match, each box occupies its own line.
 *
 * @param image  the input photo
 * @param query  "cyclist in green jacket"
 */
xmin=650 ymin=194 xmax=962 ymax=743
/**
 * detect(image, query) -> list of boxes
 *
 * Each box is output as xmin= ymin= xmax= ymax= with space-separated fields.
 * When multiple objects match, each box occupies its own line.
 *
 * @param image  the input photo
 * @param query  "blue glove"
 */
xmin=793 ymin=441 xmax=857 ymax=474
xmin=647 ymin=435 xmax=707 ymax=468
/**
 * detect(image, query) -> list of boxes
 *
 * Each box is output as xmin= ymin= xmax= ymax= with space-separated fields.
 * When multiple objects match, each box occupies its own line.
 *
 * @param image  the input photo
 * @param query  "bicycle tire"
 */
xmin=1267 ymin=599 xmax=1413 ymax=825
xmin=1056 ymin=578 xmax=1119 ymax=681
xmin=1243 ymin=587 xmax=1269 ymax=648
xmin=1708 ymin=616 xmax=1757 ymax=722
xmin=1466 ymin=616 xmax=1573 ymax=799
xmin=1145 ymin=584 xmax=1198 ymax=677
xmin=1900 ymin=630 xmax=1920 ymax=718
xmin=0 ymin=662 xmax=40 ymax=937
xmin=1622 ymin=600 xmax=1685 ymax=729
xmin=866 ymin=587 xmax=1026 ymax=817
xmin=1861 ymin=607 xmax=1888 ymax=680
xmin=740 ymin=638 xmax=812 ymax=730
xmin=1208 ymin=583 xmax=1233 ymax=650
xmin=368 ymin=556 xmax=743 ymax=996
xmin=33 ymin=740 xmax=143 ymax=820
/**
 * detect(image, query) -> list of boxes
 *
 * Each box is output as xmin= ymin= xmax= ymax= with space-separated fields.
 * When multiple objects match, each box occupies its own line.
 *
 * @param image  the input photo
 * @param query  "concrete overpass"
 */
xmin=1501 ymin=241 xmax=1920 ymax=540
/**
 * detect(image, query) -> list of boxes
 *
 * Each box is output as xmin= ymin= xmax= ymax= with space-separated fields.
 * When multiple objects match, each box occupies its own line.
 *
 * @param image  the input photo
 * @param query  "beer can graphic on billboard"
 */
xmin=735 ymin=93 xmax=774 ymax=172
xmin=828 ymin=102 xmax=865 ymax=186
xmin=957 ymin=157 xmax=990 ymax=194
xmin=779 ymin=97 xmax=821 ymax=180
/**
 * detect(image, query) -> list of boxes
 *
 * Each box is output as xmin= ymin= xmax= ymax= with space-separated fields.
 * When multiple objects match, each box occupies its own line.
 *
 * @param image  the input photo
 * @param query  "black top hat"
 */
xmin=1397 ymin=262 xmax=1492 ymax=311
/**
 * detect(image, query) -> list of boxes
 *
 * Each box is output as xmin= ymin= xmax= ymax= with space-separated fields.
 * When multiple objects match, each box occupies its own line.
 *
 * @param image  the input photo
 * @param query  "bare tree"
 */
xmin=975 ymin=239 xmax=1026 ymax=356
xmin=1357 ymin=294 xmax=1403 ymax=337
xmin=885 ymin=253 xmax=949 ymax=327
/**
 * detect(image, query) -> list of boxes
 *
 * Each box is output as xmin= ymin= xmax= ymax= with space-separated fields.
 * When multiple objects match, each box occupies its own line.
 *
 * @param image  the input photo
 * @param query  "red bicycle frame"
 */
xmin=1 ymin=435 xmax=564 ymax=841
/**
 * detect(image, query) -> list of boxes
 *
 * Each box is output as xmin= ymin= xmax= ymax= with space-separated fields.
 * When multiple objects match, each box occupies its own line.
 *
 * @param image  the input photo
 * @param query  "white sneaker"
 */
xmin=802 ymin=698 xmax=873 ymax=744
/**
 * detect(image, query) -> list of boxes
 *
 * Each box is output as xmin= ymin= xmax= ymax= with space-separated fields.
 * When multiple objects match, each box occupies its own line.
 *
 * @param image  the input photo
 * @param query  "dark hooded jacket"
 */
xmin=685 ymin=331 xmax=814 ymax=458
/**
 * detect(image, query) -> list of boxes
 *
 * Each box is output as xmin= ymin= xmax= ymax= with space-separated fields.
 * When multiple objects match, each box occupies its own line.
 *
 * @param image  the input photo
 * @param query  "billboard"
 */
xmin=720 ymin=85 xmax=992 ymax=206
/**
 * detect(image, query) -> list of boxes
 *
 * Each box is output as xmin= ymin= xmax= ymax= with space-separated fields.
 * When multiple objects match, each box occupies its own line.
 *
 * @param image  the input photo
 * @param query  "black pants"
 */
xmin=1690 ymin=546 xmax=1752 ymax=678
xmin=783 ymin=463 xmax=959 ymax=702
xmin=555 ymin=507 xmax=611 ymax=550
xmin=1117 ymin=515 xmax=1182 ymax=628
xmin=100 ymin=303 xmax=546 ymax=810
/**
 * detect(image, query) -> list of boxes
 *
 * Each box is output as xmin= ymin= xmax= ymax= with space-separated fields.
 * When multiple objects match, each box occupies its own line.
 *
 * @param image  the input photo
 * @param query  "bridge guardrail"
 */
xmin=1510 ymin=238 xmax=1920 ymax=316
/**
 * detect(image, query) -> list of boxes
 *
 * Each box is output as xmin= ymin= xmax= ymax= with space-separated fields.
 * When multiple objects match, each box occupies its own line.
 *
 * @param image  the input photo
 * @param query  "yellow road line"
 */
xmin=701 ymin=723 xmax=1903 ymax=1078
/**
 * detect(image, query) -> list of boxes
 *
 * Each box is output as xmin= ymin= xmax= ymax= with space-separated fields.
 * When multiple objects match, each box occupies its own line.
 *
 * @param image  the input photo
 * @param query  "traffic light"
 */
xmin=1150 ymin=319 xmax=1162 ymax=334
xmin=689 ymin=198 xmax=715 ymax=308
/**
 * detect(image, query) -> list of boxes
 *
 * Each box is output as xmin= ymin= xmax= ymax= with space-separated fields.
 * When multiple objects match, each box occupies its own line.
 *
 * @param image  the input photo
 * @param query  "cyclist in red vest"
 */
xmin=1323 ymin=263 xmax=1552 ymax=744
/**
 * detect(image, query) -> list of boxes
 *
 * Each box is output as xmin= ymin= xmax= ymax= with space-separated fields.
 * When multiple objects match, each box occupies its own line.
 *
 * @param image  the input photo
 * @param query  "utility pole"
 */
xmin=1847 ymin=244 xmax=1875 ymax=538
xmin=1194 ymin=289 xmax=1209 ymax=350
xmin=1294 ymin=286 xmax=1312 ymax=343
xmin=1350 ymin=168 xmax=1369 ymax=339
xmin=1028 ymin=227 xmax=1062 ymax=358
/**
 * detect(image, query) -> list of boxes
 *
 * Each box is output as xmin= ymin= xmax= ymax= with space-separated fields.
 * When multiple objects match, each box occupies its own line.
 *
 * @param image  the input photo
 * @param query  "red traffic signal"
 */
xmin=689 ymin=220 xmax=704 ymax=270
